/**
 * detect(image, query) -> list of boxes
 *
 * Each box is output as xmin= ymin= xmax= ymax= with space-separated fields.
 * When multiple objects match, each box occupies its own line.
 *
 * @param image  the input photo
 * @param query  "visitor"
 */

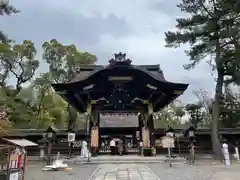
xmin=188 ymin=141 xmax=195 ymax=164
xmin=222 ymin=139 xmax=231 ymax=168
xmin=81 ymin=140 xmax=91 ymax=159
xmin=110 ymin=138 xmax=116 ymax=155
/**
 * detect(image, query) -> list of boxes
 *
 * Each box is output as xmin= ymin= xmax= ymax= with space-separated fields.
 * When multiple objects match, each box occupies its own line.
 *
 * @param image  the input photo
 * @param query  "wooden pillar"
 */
xmin=138 ymin=114 xmax=143 ymax=141
xmin=90 ymin=110 xmax=99 ymax=156
xmin=141 ymin=102 xmax=154 ymax=148
xmin=148 ymin=102 xmax=155 ymax=147
xmin=148 ymin=114 xmax=155 ymax=147
xmin=142 ymin=113 xmax=150 ymax=147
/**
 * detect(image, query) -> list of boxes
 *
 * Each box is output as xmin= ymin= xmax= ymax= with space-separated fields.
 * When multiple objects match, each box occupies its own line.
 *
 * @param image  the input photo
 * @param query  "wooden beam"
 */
xmin=153 ymin=93 xmax=167 ymax=109
xmin=73 ymin=93 xmax=86 ymax=111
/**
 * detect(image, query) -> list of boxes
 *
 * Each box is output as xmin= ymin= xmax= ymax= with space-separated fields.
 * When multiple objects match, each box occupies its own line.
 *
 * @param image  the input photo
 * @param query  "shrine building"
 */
xmin=51 ymin=52 xmax=188 ymax=155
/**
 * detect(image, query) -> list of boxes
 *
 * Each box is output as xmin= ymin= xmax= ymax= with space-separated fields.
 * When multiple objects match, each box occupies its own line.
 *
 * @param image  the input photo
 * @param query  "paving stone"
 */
xmin=90 ymin=164 xmax=159 ymax=180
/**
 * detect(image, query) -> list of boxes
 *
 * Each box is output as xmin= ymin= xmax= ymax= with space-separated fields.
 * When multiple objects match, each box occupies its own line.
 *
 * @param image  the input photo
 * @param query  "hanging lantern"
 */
xmin=187 ymin=126 xmax=196 ymax=138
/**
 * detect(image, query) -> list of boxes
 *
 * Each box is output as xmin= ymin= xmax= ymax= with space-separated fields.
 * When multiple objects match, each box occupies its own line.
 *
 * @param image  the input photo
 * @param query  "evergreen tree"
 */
xmin=165 ymin=0 xmax=240 ymax=159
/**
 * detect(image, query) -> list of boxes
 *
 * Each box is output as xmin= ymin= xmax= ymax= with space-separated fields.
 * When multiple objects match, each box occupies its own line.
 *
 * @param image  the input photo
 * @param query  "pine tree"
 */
xmin=165 ymin=0 xmax=240 ymax=160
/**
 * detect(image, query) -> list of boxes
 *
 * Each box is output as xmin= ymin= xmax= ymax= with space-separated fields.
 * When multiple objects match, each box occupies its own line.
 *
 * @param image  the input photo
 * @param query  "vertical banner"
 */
xmin=91 ymin=126 xmax=99 ymax=147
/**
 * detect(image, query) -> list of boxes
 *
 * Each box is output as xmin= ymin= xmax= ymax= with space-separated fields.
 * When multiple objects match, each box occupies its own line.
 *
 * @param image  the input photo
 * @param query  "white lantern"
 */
xmin=175 ymin=132 xmax=182 ymax=138
xmin=136 ymin=131 xmax=140 ymax=138
xmin=0 ymin=0 xmax=9 ymax=6
xmin=47 ymin=132 xmax=53 ymax=138
xmin=188 ymin=130 xmax=194 ymax=137
xmin=68 ymin=132 xmax=76 ymax=142
xmin=166 ymin=132 xmax=174 ymax=137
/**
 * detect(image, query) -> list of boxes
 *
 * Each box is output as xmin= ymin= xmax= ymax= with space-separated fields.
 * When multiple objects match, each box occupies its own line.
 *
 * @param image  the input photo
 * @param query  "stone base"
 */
xmin=91 ymin=147 xmax=98 ymax=157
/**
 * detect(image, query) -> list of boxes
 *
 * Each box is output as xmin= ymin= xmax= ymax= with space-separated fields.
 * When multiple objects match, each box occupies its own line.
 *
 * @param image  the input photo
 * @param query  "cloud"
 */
xmin=1 ymin=0 xmax=216 ymax=104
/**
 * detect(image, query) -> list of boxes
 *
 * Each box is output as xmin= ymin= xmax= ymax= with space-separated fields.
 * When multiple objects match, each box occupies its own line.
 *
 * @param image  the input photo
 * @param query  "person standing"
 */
xmin=110 ymin=138 xmax=116 ymax=155
xmin=222 ymin=140 xmax=231 ymax=168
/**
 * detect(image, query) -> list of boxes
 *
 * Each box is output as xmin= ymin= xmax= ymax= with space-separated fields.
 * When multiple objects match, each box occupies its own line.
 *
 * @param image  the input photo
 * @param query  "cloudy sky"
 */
xmin=1 ymin=0 xmax=215 ymax=103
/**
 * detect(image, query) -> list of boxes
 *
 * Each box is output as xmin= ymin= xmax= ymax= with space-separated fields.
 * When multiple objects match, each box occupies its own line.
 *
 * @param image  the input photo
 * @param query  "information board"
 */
xmin=161 ymin=136 xmax=175 ymax=148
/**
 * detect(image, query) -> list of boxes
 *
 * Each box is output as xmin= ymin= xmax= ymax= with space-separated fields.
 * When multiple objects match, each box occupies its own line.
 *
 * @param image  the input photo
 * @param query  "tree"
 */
xmin=185 ymin=103 xmax=203 ymax=127
xmin=0 ymin=86 xmax=36 ymax=128
xmin=41 ymin=39 xmax=97 ymax=129
xmin=42 ymin=39 xmax=96 ymax=83
xmin=0 ymin=3 xmax=19 ymax=43
xmin=154 ymin=103 xmax=182 ymax=128
xmin=172 ymin=104 xmax=185 ymax=121
xmin=0 ymin=87 xmax=12 ymax=134
xmin=0 ymin=40 xmax=39 ymax=91
xmin=220 ymin=86 xmax=240 ymax=127
xmin=0 ymin=40 xmax=39 ymax=128
xmin=194 ymin=89 xmax=213 ymax=127
xmin=164 ymin=0 xmax=240 ymax=159
xmin=0 ymin=2 xmax=19 ymax=86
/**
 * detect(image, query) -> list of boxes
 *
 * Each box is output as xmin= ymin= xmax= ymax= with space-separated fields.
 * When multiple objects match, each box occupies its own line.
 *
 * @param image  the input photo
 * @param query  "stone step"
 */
xmin=64 ymin=155 xmax=185 ymax=164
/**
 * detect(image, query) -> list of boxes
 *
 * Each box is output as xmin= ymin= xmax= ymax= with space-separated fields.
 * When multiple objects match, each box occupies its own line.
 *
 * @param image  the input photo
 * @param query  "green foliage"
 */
xmin=220 ymin=86 xmax=240 ymax=127
xmin=40 ymin=39 xmax=96 ymax=129
xmin=0 ymin=4 xmax=19 ymax=43
xmin=185 ymin=103 xmax=203 ymax=127
xmin=153 ymin=103 xmax=183 ymax=129
xmin=165 ymin=0 xmax=240 ymax=81
xmin=0 ymin=4 xmax=19 ymax=15
xmin=0 ymin=37 xmax=97 ymax=130
xmin=0 ymin=40 xmax=39 ymax=90
xmin=42 ymin=39 xmax=97 ymax=83
xmin=165 ymin=0 xmax=240 ymax=158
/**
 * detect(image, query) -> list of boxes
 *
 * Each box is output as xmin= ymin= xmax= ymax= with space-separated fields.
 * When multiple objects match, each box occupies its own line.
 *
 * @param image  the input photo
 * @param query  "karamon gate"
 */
xmin=52 ymin=52 xmax=188 ymax=155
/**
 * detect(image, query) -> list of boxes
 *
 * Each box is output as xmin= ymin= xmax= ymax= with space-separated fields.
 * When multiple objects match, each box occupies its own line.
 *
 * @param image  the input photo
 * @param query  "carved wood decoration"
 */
xmin=108 ymin=52 xmax=132 ymax=66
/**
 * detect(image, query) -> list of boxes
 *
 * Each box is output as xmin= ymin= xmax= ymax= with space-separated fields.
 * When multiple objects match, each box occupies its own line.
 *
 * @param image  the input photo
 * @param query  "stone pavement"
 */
xmin=25 ymin=163 xmax=98 ymax=180
xmin=211 ymin=172 xmax=239 ymax=180
xmin=25 ymin=161 xmax=240 ymax=180
xmin=90 ymin=164 xmax=160 ymax=180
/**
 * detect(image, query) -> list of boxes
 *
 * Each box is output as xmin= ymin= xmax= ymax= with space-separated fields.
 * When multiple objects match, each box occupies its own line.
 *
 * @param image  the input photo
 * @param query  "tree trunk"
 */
xmin=211 ymin=39 xmax=224 ymax=161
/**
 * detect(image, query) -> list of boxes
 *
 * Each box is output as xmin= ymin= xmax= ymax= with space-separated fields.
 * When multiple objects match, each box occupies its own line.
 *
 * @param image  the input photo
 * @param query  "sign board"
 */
xmin=161 ymin=136 xmax=175 ymax=148
xmin=73 ymin=140 xmax=82 ymax=148
xmin=68 ymin=133 xmax=76 ymax=142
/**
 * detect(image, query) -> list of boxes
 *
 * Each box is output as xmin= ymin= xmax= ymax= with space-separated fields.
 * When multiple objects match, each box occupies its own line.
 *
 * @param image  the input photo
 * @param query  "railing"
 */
xmin=26 ymin=143 xmax=213 ymax=157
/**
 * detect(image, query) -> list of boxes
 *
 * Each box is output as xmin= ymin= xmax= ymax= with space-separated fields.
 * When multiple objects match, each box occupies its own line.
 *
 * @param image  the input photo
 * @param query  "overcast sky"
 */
xmin=0 ymin=0 xmax=215 ymax=104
